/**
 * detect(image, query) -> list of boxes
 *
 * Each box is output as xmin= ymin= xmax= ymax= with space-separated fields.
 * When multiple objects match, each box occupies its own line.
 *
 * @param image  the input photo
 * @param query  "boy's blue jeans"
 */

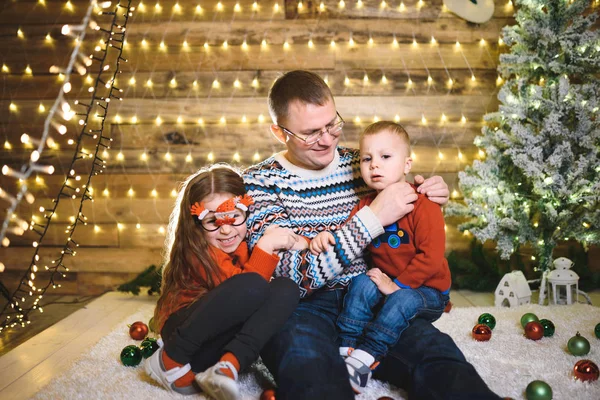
xmin=260 ymin=285 xmax=501 ymax=400
xmin=337 ymin=273 xmax=449 ymax=360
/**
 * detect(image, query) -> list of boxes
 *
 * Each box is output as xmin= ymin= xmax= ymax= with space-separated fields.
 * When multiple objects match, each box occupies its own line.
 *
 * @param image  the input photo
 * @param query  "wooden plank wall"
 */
xmin=0 ymin=0 xmax=527 ymax=295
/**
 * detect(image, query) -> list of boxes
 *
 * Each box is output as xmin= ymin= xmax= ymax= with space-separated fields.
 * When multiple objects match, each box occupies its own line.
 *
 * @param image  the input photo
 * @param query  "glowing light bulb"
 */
xmin=308 ymin=39 xmax=314 ymax=48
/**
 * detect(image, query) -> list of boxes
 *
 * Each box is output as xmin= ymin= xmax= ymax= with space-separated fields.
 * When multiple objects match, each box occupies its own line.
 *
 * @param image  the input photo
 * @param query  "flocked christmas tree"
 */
xmin=447 ymin=0 xmax=600 ymax=303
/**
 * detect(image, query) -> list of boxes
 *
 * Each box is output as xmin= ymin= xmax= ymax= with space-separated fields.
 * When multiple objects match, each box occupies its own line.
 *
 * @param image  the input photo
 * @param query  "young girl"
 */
xmin=145 ymin=165 xmax=302 ymax=400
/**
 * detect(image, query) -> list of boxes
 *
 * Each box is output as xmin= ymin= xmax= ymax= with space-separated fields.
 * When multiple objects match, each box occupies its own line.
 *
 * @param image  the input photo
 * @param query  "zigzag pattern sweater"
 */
xmin=243 ymin=147 xmax=384 ymax=297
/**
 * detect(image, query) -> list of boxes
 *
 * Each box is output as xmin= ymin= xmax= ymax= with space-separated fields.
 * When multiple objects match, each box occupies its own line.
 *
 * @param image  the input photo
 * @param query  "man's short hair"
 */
xmin=268 ymin=70 xmax=334 ymax=125
xmin=361 ymin=121 xmax=411 ymax=152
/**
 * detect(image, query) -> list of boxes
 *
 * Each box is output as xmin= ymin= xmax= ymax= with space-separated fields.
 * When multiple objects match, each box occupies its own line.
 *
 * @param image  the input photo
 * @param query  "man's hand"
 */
xmin=309 ymin=232 xmax=335 ymax=255
xmin=367 ymin=268 xmax=400 ymax=295
xmin=368 ymin=181 xmax=417 ymax=227
xmin=414 ymin=175 xmax=449 ymax=205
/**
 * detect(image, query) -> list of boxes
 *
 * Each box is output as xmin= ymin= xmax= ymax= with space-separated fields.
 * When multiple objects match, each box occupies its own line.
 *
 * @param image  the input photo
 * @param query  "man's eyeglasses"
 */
xmin=278 ymin=111 xmax=345 ymax=146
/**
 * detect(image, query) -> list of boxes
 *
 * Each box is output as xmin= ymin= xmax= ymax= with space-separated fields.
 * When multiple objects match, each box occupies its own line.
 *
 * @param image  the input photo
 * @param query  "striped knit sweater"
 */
xmin=243 ymin=147 xmax=384 ymax=297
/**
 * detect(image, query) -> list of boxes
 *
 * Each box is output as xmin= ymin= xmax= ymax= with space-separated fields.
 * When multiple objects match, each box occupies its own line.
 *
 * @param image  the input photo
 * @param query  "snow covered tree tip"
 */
xmin=446 ymin=0 xmax=600 ymax=272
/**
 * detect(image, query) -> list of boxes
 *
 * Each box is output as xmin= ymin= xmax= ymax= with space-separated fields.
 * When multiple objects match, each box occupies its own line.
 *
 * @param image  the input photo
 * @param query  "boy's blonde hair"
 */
xmin=360 ymin=121 xmax=411 ymax=153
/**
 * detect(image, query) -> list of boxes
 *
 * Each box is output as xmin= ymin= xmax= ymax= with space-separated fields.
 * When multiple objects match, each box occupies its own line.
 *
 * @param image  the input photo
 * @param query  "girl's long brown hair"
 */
xmin=154 ymin=165 xmax=246 ymax=331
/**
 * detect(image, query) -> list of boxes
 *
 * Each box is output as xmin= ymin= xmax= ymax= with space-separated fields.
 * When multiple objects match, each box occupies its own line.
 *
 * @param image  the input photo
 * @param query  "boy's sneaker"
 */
xmin=344 ymin=349 xmax=378 ymax=394
xmin=195 ymin=361 xmax=240 ymax=400
xmin=144 ymin=347 xmax=198 ymax=395
xmin=339 ymin=346 xmax=354 ymax=359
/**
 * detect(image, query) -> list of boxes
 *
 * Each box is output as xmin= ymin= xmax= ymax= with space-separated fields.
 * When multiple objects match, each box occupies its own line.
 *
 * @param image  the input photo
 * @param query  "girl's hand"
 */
xmin=366 ymin=268 xmax=400 ymax=295
xmin=309 ymin=232 xmax=335 ymax=255
xmin=256 ymin=225 xmax=302 ymax=254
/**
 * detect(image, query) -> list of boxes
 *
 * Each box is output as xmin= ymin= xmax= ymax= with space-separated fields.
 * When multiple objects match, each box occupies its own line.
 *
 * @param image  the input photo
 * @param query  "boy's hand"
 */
xmin=414 ymin=175 xmax=449 ymax=205
xmin=367 ymin=268 xmax=401 ymax=295
xmin=256 ymin=225 xmax=302 ymax=254
xmin=309 ymin=232 xmax=335 ymax=255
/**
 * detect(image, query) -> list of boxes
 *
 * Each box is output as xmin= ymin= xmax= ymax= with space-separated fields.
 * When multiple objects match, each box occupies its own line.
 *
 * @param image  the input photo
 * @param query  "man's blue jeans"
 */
xmin=260 ymin=287 xmax=501 ymax=400
xmin=337 ymin=273 xmax=449 ymax=360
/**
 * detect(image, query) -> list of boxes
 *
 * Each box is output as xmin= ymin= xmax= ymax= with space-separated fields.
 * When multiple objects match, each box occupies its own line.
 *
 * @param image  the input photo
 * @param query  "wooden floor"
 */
xmin=1 ymin=290 xmax=599 ymax=400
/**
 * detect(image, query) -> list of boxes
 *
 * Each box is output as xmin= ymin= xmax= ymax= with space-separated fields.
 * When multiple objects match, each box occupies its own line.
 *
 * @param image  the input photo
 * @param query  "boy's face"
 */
xmin=359 ymin=130 xmax=412 ymax=192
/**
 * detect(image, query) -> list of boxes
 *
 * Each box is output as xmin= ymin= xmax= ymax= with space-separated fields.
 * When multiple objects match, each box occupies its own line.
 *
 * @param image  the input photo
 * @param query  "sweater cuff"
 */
xmin=393 ymin=278 xmax=411 ymax=289
xmin=248 ymin=246 xmax=280 ymax=271
xmin=356 ymin=207 xmax=384 ymax=240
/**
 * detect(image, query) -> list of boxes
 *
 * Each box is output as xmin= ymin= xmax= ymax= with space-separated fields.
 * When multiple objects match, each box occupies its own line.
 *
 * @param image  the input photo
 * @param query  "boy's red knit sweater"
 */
xmin=157 ymin=243 xmax=279 ymax=332
xmin=352 ymin=187 xmax=451 ymax=293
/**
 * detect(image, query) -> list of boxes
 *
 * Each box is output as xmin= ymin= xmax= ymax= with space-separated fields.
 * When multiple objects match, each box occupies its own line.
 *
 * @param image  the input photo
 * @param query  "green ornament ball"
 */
xmin=120 ymin=345 xmax=143 ymax=367
xmin=141 ymin=337 xmax=159 ymax=358
xmin=478 ymin=313 xmax=496 ymax=330
xmin=520 ymin=313 xmax=539 ymax=329
xmin=568 ymin=332 xmax=590 ymax=356
xmin=525 ymin=380 xmax=552 ymax=400
xmin=539 ymin=319 xmax=555 ymax=337
xmin=149 ymin=316 xmax=157 ymax=333
xmin=595 ymin=323 xmax=600 ymax=339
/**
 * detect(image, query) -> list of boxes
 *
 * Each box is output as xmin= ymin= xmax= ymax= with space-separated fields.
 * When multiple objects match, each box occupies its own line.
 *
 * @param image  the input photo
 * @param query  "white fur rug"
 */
xmin=32 ymin=303 xmax=600 ymax=400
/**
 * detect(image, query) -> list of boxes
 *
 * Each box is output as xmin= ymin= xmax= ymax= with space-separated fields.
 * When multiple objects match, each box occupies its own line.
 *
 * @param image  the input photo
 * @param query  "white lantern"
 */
xmin=547 ymin=257 xmax=579 ymax=305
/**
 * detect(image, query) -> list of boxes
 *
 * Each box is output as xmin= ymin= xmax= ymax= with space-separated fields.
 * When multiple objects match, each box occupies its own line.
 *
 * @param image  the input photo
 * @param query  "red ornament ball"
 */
xmin=260 ymin=388 xmax=277 ymax=400
xmin=524 ymin=321 xmax=544 ymax=341
xmin=444 ymin=301 xmax=453 ymax=313
xmin=472 ymin=323 xmax=492 ymax=341
xmin=573 ymin=359 xmax=599 ymax=382
xmin=129 ymin=321 xmax=149 ymax=340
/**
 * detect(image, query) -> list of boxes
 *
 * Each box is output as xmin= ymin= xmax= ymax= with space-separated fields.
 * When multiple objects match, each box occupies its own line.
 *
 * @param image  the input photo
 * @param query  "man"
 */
xmin=243 ymin=70 xmax=500 ymax=399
